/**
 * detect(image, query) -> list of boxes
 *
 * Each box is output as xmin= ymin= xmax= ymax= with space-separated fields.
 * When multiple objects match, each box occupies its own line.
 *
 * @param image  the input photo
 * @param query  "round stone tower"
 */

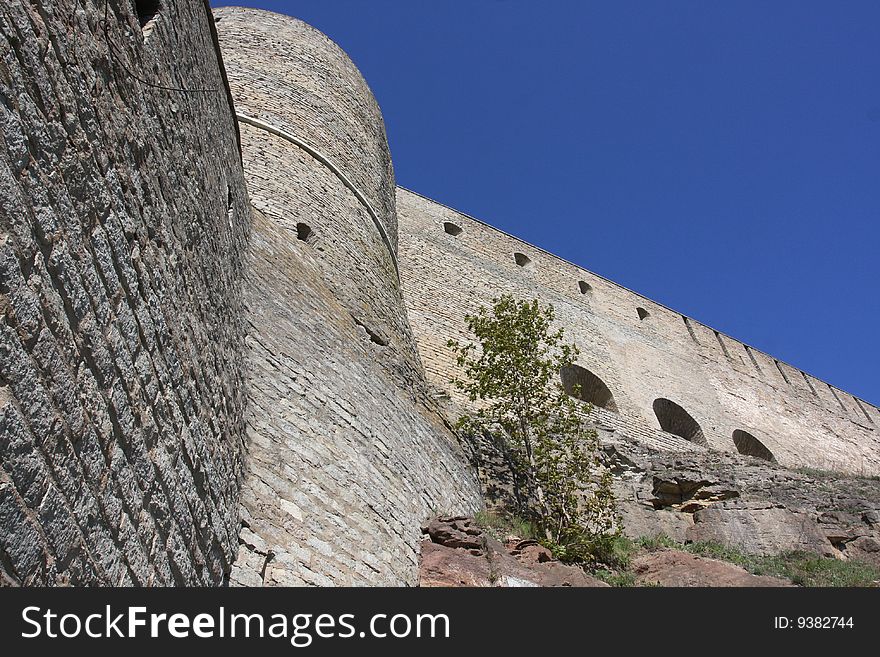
xmin=214 ymin=7 xmax=481 ymax=586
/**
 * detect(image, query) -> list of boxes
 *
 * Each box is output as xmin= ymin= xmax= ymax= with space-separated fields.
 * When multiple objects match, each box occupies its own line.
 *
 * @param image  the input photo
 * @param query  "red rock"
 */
xmin=418 ymin=541 xmax=492 ymax=587
xmin=632 ymin=549 xmax=792 ymax=587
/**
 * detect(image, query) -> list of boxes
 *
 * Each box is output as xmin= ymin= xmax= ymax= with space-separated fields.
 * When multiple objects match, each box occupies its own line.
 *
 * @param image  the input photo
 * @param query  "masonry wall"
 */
xmin=214 ymin=8 xmax=481 ymax=586
xmin=397 ymin=188 xmax=880 ymax=476
xmin=0 ymin=0 xmax=250 ymax=585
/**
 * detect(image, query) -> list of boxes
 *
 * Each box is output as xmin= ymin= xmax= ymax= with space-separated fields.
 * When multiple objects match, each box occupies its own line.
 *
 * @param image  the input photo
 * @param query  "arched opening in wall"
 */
xmin=653 ymin=398 xmax=707 ymax=446
xmin=133 ymin=0 xmax=161 ymax=31
xmin=732 ymin=430 xmax=776 ymax=462
xmin=560 ymin=365 xmax=618 ymax=412
xmin=637 ymin=307 xmax=650 ymax=320
xmin=296 ymin=222 xmax=317 ymax=246
xmin=443 ymin=222 xmax=463 ymax=236
xmin=513 ymin=252 xmax=532 ymax=269
xmin=578 ymin=280 xmax=592 ymax=295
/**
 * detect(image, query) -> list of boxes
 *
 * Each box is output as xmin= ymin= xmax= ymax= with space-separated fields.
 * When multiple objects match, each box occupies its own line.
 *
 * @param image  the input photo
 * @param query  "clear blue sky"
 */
xmin=215 ymin=1 xmax=880 ymax=406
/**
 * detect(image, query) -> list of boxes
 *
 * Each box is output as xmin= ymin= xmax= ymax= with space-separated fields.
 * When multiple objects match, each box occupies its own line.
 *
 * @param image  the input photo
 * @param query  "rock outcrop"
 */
xmin=632 ymin=550 xmax=792 ymax=587
xmin=419 ymin=516 xmax=608 ymax=587
xmin=608 ymin=439 xmax=880 ymax=564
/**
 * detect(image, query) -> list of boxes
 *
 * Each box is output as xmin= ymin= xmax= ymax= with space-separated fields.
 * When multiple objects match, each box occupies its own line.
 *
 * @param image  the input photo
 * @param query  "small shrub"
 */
xmin=449 ymin=295 xmax=620 ymax=557
xmin=544 ymin=529 xmax=636 ymax=570
xmin=637 ymin=534 xmax=678 ymax=551
xmin=593 ymin=569 xmax=637 ymax=587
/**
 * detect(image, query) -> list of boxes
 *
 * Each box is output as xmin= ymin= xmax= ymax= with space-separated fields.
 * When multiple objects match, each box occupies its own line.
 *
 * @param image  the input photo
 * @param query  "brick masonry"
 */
xmin=0 ymin=0 xmax=249 ymax=585
xmin=213 ymin=8 xmax=481 ymax=587
xmin=396 ymin=188 xmax=880 ymax=476
xmin=2 ymin=3 xmax=877 ymax=588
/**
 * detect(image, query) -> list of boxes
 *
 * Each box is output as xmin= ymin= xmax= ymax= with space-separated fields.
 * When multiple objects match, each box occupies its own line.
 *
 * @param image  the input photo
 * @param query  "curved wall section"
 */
xmin=215 ymin=7 xmax=421 ymax=374
xmin=214 ymin=8 xmax=481 ymax=586
xmin=0 ymin=0 xmax=249 ymax=585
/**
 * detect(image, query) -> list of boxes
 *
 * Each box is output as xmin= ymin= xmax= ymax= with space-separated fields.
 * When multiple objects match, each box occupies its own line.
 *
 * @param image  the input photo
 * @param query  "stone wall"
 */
xmin=0 ymin=0 xmax=250 ymax=585
xmin=397 ymin=188 xmax=880 ymax=476
xmin=3 ymin=1 xmax=876 ymax=588
xmin=214 ymin=8 xmax=481 ymax=587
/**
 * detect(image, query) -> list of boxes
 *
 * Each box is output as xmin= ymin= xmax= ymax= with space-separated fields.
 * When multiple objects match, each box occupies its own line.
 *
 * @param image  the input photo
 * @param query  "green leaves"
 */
xmin=449 ymin=295 xmax=619 ymax=550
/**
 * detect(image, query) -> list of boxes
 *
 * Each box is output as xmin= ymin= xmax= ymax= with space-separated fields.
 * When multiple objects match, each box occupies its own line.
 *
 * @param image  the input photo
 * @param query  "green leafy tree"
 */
xmin=448 ymin=294 xmax=618 ymax=553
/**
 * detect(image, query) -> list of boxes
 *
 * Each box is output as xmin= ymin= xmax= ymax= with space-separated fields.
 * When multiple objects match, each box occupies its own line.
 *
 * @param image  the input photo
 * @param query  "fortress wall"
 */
xmin=397 ymin=188 xmax=880 ymax=475
xmin=0 ymin=0 xmax=249 ymax=585
xmin=215 ymin=7 xmax=421 ymax=376
xmin=214 ymin=8 xmax=481 ymax=586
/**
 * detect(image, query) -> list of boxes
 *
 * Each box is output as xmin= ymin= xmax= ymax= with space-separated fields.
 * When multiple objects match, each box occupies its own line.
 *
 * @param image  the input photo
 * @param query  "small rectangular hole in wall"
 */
xmin=683 ymin=316 xmax=699 ymax=344
xmin=801 ymin=371 xmax=819 ymax=397
xmin=774 ymin=360 xmax=791 ymax=385
xmin=744 ymin=345 xmax=762 ymax=373
xmin=714 ymin=331 xmax=732 ymax=359
xmin=853 ymin=398 xmax=875 ymax=425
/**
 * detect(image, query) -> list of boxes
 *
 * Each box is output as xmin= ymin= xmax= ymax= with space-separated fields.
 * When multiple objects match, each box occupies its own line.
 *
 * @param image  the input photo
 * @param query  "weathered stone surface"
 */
xmin=648 ymin=475 xmax=739 ymax=512
xmin=423 ymin=516 xmax=484 ymax=551
xmin=687 ymin=504 xmax=836 ymax=557
xmin=419 ymin=516 xmax=608 ymax=587
xmin=817 ymin=511 xmax=871 ymax=545
xmin=0 ymin=0 xmax=248 ymax=586
xmin=396 ymin=189 xmax=880 ymax=477
xmin=604 ymin=441 xmax=880 ymax=561
xmin=485 ymin=536 xmax=607 ymax=587
xmin=632 ymin=550 xmax=792 ymax=587
xmin=843 ymin=536 xmax=880 ymax=568
xmin=616 ymin=498 xmax=694 ymax=543
xmin=214 ymin=9 xmax=481 ymax=587
xmin=419 ymin=541 xmax=493 ymax=588
xmin=509 ymin=540 xmax=554 ymax=565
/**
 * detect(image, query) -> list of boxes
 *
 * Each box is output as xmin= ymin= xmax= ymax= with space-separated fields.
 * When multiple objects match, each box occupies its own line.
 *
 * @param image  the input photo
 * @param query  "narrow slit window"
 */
xmin=801 ymin=372 xmax=819 ymax=397
xmin=853 ymin=398 xmax=875 ymax=425
xmin=578 ymin=280 xmax=592 ymax=295
xmin=828 ymin=384 xmax=848 ymax=412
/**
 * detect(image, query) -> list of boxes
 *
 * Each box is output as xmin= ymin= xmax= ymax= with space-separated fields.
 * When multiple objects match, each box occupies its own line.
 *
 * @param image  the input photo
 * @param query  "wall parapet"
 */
xmin=397 ymin=187 xmax=879 ymax=476
xmin=397 ymin=186 xmax=879 ymax=423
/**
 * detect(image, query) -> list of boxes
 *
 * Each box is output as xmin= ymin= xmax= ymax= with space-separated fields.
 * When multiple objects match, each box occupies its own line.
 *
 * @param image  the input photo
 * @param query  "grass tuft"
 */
xmin=473 ymin=510 xmax=537 ymax=541
xmin=637 ymin=535 xmax=880 ymax=587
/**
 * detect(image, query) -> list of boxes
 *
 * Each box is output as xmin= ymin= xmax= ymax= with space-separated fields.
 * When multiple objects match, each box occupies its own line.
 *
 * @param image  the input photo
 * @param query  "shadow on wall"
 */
xmin=653 ymin=398 xmax=707 ymax=446
xmin=733 ymin=429 xmax=776 ymax=462
xmin=561 ymin=365 xmax=618 ymax=412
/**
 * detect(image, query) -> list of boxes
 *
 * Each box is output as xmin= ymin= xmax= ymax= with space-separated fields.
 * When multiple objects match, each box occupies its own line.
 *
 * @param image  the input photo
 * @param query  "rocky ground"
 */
xmin=419 ymin=516 xmax=608 ymax=587
xmin=607 ymin=439 xmax=880 ymax=569
xmin=420 ymin=438 xmax=880 ymax=587
xmin=419 ymin=516 xmax=796 ymax=587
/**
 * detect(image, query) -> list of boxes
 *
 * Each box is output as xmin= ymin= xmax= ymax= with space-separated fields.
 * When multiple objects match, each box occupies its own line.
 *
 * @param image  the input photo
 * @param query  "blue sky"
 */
xmin=215 ymin=1 xmax=879 ymax=406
